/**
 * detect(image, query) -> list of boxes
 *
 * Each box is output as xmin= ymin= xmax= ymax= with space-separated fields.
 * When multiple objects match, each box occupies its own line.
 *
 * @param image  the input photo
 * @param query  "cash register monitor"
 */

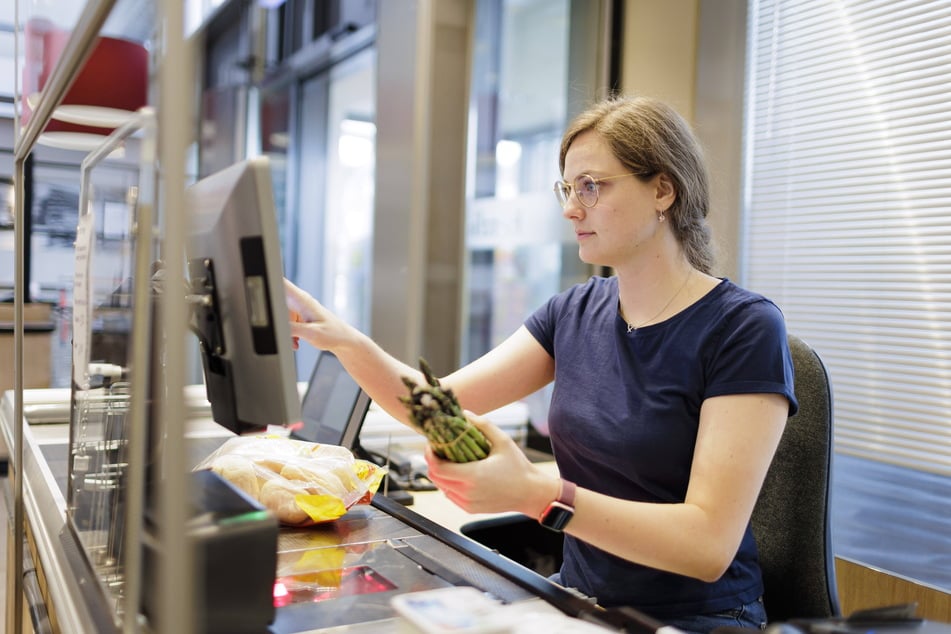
xmin=185 ymin=157 xmax=301 ymax=434
xmin=293 ymin=350 xmax=371 ymax=450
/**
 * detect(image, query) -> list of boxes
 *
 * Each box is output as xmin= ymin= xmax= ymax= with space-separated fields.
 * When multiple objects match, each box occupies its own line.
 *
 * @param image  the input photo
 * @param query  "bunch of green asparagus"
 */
xmin=399 ymin=358 xmax=490 ymax=462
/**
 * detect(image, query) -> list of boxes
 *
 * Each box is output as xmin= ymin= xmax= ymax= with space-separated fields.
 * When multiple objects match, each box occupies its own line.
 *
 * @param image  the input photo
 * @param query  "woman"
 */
xmin=286 ymin=95 xmax=795 ymax=633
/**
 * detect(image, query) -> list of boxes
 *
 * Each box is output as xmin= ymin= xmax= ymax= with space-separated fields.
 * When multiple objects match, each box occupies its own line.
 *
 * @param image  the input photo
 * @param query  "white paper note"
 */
xmin=72 ymin=212 xmax=94 ymax=389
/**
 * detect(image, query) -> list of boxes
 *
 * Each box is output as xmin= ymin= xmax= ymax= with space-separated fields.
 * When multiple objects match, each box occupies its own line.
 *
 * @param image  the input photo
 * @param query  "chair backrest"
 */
xmin=751 ymin=333 xmax=841 ymax=623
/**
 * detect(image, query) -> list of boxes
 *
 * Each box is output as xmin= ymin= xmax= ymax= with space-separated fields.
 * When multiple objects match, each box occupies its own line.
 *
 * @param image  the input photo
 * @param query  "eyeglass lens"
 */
xmin=554 ymin=174 xmax=600 ymax=208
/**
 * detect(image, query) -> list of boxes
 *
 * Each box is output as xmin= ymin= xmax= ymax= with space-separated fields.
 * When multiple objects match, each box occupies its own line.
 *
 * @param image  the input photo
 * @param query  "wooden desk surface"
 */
xmin=406 ymin=461 xmax=559 ymax=533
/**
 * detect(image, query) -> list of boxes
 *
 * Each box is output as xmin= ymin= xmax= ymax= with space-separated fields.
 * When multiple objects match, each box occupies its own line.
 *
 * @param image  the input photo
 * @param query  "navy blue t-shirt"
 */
xmin=524 ymin=276 xmax=797 ymax=619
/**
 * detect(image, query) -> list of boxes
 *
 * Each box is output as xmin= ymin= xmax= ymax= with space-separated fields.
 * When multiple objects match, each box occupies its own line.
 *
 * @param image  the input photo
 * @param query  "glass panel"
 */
xmin=260 ymin=86 xmax=293 ymax=272
xmin=0 ymin=154 xmax=140 ymax=388
xmin=322 ymin=48 xmax=376 ymax=333
xmin=6 ymin=0 xmax=152 ymax=392
xmin=12 ymin=0 xmax=154 ymax=122
xmin=292 ymin=46 xmax=376 ymax=380
xmin=0 ymin=175 xmax=12 ymax=294
xmin=66 ymin=123 xmax=155 ymax=623
xmin=465 ymin=0 xmax=584 ymax=431
xmin=0 ymin=28 xmax=13 ymax=106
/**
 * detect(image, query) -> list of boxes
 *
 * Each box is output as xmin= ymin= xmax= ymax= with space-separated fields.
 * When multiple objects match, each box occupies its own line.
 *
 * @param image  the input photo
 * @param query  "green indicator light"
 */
xmin=219 ymin=510 xmax=271 ymax=526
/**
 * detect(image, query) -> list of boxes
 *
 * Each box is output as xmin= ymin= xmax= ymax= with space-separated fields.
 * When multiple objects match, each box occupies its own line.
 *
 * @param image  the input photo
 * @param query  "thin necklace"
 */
xmin=626 ymin=269 xmax=694 ymax=333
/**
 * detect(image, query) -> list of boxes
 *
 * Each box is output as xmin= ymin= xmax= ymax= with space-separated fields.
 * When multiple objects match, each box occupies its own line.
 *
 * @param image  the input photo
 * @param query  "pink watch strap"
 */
xmin=558 ymin=479 xmax=576 ymax=507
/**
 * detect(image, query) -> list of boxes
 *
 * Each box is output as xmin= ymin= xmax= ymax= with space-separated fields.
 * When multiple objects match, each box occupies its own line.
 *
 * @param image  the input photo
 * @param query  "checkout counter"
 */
xmin=8 ymin=389 xmax=951 ymax=634
xmin=1 ymin=388 xmax=635 ymax=634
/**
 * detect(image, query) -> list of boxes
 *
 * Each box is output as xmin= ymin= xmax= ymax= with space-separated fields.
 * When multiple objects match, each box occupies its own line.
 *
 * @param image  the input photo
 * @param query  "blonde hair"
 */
xmin=559 ymin=95 xmax=714 ymax=274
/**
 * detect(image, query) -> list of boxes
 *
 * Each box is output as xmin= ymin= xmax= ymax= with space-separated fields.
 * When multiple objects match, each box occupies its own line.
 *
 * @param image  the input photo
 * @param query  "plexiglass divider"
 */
xmin=11 ymin=4 xmax=119 ymax=632
xmin=65 ymin=107 xmax=156 ymax=630
xmin=11 ymin=0 xmax=197 ymax=631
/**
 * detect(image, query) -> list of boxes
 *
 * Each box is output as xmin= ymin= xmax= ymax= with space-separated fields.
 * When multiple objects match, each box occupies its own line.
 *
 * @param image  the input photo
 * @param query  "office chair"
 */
xmin=751 ymin=333 xmax=841 ymax=623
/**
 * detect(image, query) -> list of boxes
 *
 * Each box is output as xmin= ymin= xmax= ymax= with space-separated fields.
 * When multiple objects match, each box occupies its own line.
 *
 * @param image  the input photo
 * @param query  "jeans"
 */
xmin=661 ymin=596 xmax=768 ymax=634
xmin=547 ymin=574 xmax=767 ymax=634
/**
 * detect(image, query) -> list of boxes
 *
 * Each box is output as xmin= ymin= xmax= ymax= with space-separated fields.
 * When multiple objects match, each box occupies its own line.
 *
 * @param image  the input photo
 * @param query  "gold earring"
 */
xmin=658 ymin=211 xmax=666 ymax=222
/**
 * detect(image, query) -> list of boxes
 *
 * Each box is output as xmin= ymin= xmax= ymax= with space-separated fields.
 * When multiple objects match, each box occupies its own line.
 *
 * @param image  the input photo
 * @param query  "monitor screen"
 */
xmin=293 ymin=350 xmax=371 ymax=449
xmin=185 ymin=157 xmax=300 ymax=434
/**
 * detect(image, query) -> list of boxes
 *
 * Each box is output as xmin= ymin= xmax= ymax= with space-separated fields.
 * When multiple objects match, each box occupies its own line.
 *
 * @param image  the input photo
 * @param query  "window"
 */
xmin=744 ymin=0 xmax=951 ymax=590
xmin=464 ymin=0 xmax=609 ymax=431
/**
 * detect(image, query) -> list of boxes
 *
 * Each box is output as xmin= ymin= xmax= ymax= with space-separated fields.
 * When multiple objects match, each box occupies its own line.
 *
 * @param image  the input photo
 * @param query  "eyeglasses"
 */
xmin=553 ymin=173 xmax=639 ymax=208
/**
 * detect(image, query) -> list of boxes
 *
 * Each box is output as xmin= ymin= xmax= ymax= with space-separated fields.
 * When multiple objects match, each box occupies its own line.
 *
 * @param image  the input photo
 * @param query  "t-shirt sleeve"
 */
xmin=526 ymin=278 xmax=606 ymax=358
xmin=705 ymin=299 xmax=799 ymax=416
xmin=525 ymin=295 xmax=558 ymax=358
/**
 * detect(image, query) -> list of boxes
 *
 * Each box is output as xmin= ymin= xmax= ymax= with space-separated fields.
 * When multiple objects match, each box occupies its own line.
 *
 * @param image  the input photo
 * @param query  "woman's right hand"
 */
xmin=425 ymin=412 xmax=558 ymax=518
xmin=284 ymin=278 xmax=420 ymax=425
xmin=284 ymin=278 xmax=350 ymax=352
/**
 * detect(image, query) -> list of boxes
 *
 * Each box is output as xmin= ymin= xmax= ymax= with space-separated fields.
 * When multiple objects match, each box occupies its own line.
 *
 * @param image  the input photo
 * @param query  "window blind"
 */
xmin=743 ymin=0 xmax=951 ymax=476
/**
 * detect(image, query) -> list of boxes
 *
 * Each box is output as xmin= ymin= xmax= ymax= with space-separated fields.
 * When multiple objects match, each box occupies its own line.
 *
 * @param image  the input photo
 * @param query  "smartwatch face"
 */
xmin=540 ymin=501 xmax=574 ymax=531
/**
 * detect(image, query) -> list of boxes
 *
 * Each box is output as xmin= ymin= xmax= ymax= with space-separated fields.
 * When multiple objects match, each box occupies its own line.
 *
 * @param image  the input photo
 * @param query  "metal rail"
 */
xmin=156 ymin=1 xmax=196 ymax=631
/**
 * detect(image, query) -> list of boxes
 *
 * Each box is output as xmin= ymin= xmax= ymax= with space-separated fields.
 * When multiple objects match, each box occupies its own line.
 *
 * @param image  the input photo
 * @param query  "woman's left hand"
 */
xmin=424 ymin=412 xmax=555 ymax=517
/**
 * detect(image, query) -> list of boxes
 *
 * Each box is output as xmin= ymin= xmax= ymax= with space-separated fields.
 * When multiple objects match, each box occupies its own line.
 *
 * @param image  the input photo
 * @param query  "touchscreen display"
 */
xmin=295 ymin=352 xmax=367 ymax=447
